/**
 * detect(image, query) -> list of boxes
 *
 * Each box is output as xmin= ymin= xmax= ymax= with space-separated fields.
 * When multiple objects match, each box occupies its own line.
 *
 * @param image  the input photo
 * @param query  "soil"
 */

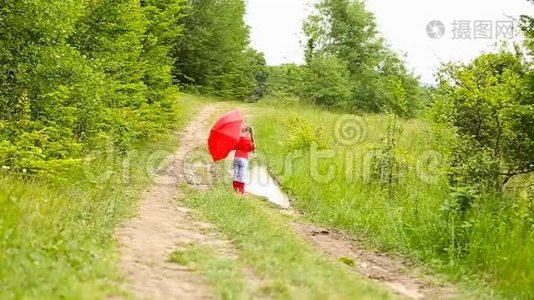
xmin=115 ymin=104 xmax=230 ymax=300
xmin=291 ymin=222 xmax=459 ymax=299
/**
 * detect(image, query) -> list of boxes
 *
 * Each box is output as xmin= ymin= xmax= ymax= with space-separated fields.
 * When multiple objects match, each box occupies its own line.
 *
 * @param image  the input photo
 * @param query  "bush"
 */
xmin=285 ymin=117 xmax=330 ymax=150
xmin=434 ymin=51 xmax=533 ymax=192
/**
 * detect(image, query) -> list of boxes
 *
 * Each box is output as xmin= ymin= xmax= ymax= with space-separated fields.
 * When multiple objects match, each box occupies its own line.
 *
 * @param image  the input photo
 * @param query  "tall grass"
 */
xmin=251 ymin=102 xmax=534 ymax=298
xmin=0 ymin=94 xmax=203 ymax=299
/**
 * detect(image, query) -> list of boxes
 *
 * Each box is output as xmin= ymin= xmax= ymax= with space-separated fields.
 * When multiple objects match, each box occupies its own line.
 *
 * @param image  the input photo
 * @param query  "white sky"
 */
xmin=244 ymin=0 xmax=534 ymax=84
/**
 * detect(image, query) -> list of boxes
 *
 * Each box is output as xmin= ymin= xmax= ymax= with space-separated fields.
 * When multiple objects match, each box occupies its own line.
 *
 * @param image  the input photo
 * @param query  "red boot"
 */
xmin=237 ymin=181 xmax=245 ymax=194
xmin=232 ymin=181 xmax=239 ymax=192
xmin=231 ymin=181 xmax=246 ymax=195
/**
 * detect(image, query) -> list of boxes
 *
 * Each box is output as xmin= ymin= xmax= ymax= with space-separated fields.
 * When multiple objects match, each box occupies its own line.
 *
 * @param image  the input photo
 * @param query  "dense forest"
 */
xmin=0 ymin=0 xmax=533 ymax=298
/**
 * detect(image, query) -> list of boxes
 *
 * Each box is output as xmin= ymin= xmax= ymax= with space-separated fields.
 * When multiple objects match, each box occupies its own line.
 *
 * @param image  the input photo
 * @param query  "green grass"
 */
xmin=170 ymin=245 xmax=250 ymax=299
xmin=180 ymin=184 xmax=393 ymax=300
xmin=0 ymin=94 xmax=206 ymax=299
xmin=250 ymin=100 xmax=534 ymax=298
xmin=4 ymin=92 xmax=530 ymax=299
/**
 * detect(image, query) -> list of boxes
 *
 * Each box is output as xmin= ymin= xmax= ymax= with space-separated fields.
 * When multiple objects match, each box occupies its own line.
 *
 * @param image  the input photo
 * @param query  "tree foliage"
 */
xmin=430 ymin=5 xmax=533 ymax=197
xmin=433 ymin=51 xmax=533 ymax=191
xmin=0 ymin=0 xmax=184 ymax=174
xmin=172 ymin=0 xmax=266 ymax=101
xmin=302 ymin=54 xmax=352 ymax=107
xmin=0 ymin=0 xmax=269 ymax=174
xmin=265 ymin=64 xmax=306 ymax=98
xmin=301 ymin=0 xmax=423 ymax=117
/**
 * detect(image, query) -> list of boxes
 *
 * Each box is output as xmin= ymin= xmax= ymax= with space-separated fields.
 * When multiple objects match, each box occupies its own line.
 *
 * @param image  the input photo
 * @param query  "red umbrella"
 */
xmin=208 ymin=110 xmax=243 ymax=162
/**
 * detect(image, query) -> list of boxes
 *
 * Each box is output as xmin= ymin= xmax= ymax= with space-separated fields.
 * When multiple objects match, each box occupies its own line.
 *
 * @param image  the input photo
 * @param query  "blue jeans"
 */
xmin=233 ymin=158 xmax=248 ymax=183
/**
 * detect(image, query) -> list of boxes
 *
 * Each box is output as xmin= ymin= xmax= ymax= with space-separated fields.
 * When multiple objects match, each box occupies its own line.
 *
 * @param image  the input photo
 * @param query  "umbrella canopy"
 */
xmin=208 ymin=110 xmax=244 ymax=162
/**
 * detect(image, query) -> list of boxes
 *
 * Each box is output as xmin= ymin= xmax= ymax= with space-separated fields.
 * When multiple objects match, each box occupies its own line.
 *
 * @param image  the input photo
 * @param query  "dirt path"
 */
xmin=115 ymin=104 xmax=230 ymax=300
xmin=114 ymin=103 xmax=459 ymax=299
xmin=291 ymin=222 xmax=459 ymax=299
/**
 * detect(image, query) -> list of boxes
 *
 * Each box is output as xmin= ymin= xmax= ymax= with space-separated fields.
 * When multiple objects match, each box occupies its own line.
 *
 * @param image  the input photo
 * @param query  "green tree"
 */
xmin=434 ymin=51 xmax=533 ymax=190
xmin=71 ymin=0 xmax=182 ymax=149
xmin=0 ymin=0 xmax=183 ymax=173
xmin=137 ymin=0 xmax=185 ymax=139
xmin=377 ymin=50 xmax=423 ymax=117
xmin=245 ymin=49 xmax=269 ymax=102
xmin=141 ymin=0 xmax=184 ymax=103
xmin=266 ymin=64 xmax=306 ymax=97
xmin=520 ymin=9 xmax=533 ymax=55
xmin=303 ymin=0 xmax=381 ymax=74
xmin=303 ymin=0 xmax=422 ymax=115
xmin=0 ymin=0 xmax=102 ymax=173
xmin=72 ymin=0 xmax=147 ymax=108
xmin=172 ymin=0 xmax=259 ymax=100
xmin=71 ymin=0 xmax=148 ymax=150
xmin=302 ymin=54 xmax=352 ymax=107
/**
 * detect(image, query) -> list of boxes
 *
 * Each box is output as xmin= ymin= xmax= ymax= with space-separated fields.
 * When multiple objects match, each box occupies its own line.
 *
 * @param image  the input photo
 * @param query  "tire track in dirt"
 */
xmin=114 ymin=104 xmax=235 ymax=300
xmin=291 ymin=222 xmax=460 ymax=299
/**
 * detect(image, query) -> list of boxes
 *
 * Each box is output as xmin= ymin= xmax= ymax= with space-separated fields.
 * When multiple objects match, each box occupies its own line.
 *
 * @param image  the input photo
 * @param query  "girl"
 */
xmin=232 ymin=126 xmax=255 ymax=194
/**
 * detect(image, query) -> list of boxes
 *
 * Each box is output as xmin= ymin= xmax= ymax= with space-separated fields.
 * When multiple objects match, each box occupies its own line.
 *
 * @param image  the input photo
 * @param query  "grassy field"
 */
xmin=177 ymin=184 xmax=393 ymax=299
xmin=0 ymin=94 xmax=205 ymax=299
xmin=249 ymin=98 xmax=534 ymax=298
xmin=2 ymin=93 xmax=532 ymax=299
